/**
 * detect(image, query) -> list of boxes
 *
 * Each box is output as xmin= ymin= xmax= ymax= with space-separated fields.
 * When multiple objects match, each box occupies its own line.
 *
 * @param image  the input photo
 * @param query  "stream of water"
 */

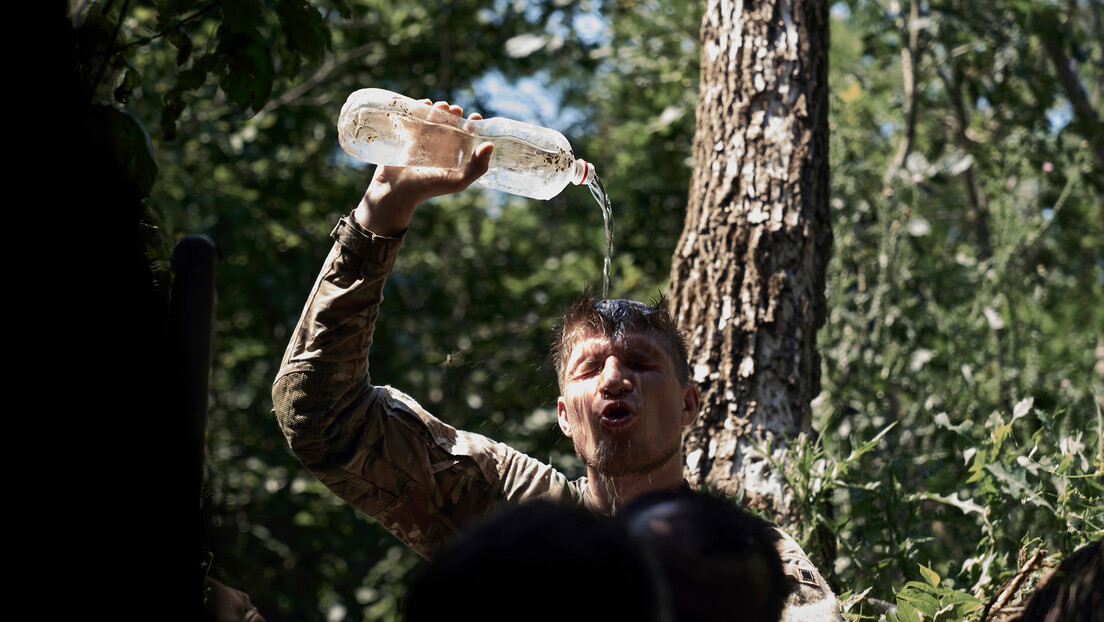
xmin=586 ymin=172 xmax=614 ymax=298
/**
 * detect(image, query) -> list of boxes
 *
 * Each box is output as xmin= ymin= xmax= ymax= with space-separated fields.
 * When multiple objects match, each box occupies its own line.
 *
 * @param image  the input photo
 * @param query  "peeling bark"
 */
xmin=671 ymin=0 xmax=831 ymax=521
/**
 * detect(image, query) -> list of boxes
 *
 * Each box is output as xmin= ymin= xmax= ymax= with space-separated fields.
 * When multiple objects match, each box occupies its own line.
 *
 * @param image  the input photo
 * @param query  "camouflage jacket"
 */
xmin=273 ymin=215 xmax=843 ymax=620
xmin=273 ymin=216 xmax=591 ymax=559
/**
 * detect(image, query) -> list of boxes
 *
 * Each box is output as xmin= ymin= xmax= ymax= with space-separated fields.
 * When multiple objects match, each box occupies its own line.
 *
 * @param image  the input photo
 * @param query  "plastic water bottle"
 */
xmin=338 ymin=88 xmax=594 ymax=200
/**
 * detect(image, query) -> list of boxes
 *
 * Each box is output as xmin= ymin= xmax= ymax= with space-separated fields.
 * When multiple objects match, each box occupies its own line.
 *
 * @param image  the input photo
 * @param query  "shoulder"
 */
xmin=771 ymin=526 xmax=845 ymax=622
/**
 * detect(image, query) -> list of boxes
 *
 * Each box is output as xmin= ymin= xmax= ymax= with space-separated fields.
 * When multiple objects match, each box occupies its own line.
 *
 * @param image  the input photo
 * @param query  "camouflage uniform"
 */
xmin=273 ymin=215 xmax=844 ymax=620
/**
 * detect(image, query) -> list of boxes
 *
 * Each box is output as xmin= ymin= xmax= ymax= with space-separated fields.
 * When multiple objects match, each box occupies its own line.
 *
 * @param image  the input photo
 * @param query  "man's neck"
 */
xmin=585 ymin=456 xmax=685 ymax=514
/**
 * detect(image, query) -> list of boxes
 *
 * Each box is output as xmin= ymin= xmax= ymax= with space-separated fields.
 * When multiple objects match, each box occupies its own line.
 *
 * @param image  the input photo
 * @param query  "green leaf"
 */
xmin=931 ymin=603 xmax=957 ymax=622
xmin=1012 ymin=397 xmax=1034 ymax=420
xmin=114 ymin=66 xmax=142 ymax=104
xmin=276 ymin=0 xmax=332 ymax=64
xmin=169 ymin=30 xmax=193 ymax=67
xmin=215 ymin=27 xmax=274 ymax=112
xmin=918 ymin=563 xmax=941 ymax=587
xmin=934 ymin=412 xmax=971 ymax=434
xmin=899 ymin=589 xmax=941 ymax=617
xmin=895 ymin=599 xmax=922 ymax=622
xmin=993 ymin=420 xmax=1013 ymax=447
xmin=160 ymin=87 xmax=185 ymax=140
xmin=919 ymin=492 xmax=986 ymax=516
xmin=220 ymin=0 xmax=263 ymax=30
xmin=937 ymin=590 xmax=982 ymax=608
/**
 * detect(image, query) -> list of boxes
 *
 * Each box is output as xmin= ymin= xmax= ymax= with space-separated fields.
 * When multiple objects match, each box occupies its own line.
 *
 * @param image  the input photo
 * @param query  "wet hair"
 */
xmin=551 ymin=292 xmax=691 ymax=392
xmin=619 ymin=489 xmax=789 ymax=622
xmin=404 ymin=500 xmax=672 ymax=622
xmin=1019 ymin=539 xmax=1102 ymax=622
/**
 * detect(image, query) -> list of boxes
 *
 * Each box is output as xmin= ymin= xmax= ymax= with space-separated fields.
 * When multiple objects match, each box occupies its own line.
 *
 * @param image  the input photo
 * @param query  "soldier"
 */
xmin=273 ymin=100 xmax=842 ymax=620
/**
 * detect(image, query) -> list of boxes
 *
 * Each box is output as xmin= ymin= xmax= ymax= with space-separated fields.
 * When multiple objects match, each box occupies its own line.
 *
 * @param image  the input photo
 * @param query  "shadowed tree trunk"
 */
xmin=670 ymin=0 xmax=831 ymax=523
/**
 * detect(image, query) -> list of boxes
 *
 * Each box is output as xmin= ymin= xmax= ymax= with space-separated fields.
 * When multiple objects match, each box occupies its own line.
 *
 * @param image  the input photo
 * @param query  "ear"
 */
xmin=557 ymin=396 xmax=573 ymax=437
xmin=680 ymin=384 xmax=700 ymax=427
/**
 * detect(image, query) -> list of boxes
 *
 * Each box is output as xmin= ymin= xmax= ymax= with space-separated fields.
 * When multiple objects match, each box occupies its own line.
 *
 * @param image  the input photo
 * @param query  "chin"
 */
xmin=584 ymin=439 xmax=680 ymax=478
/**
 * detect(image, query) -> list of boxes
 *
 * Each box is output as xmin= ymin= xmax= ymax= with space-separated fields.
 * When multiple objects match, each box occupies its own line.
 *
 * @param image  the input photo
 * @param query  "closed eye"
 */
xmin=571 ymin=359 xmax=601 ymax=379
xmin=626 ymin=355 xmax=660 ymax=370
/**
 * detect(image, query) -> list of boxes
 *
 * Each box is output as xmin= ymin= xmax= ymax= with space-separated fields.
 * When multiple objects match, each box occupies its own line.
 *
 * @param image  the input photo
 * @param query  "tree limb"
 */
xmin=123 ymin=2 xmax=220 ymax=51
xmin=91 ymin=0 xmax=132 ymax=97
xmin=938 ymin=64 xmax=993 ymax=260
xmin=882 ymin=0 xmax=921 ymax=193
xmin=1039 ymin=32 xmax=1104 ymax=181
xmin=257 ymin=42 xmax=380 ymax=116
xmin=980 ymin=548 xmax=1046 ymax=622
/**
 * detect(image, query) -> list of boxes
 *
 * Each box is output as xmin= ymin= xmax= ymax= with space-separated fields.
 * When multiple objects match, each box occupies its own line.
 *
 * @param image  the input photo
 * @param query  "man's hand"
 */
xmin=354 ymin=100 xmax=493 ymax=237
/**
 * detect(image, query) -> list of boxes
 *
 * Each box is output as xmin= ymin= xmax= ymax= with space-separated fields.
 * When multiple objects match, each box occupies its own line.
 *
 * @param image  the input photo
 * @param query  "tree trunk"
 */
xmin=670 ymin=0 xmax=831 ymax=522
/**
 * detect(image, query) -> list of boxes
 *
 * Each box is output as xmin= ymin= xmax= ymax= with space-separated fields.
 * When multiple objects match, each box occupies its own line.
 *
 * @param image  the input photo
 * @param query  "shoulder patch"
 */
xmin=783 ymin=558 xmax=823 ymax=588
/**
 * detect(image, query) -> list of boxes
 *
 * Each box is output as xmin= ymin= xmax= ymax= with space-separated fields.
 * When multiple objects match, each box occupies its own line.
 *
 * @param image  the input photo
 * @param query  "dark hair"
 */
xmin=1019 ymin=539 xmax=1103 ymax=622
xmin=551 ymin=293 xmax=691 ymax=392
xmin=619 ymin=489 xmax=789 ymax=622
xmin=405 ymin=500 xmax=672 ymax=622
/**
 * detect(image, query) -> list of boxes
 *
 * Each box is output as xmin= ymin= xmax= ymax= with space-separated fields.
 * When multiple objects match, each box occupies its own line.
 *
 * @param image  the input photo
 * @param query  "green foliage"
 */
xmin=80 ymin=0 xmax=633 ymax=618
xmin=776 ymin=395 xmax=1101 ymax=620
xmin=77 ymin=0 xmax=1103 ymax=618
xmin=790 ymin=1 xmax=1104 ymax=617
xmin=888 ymin=573 xmax=983 ymax=622
xmin=73 ymin=0 xmax=334 ymax=139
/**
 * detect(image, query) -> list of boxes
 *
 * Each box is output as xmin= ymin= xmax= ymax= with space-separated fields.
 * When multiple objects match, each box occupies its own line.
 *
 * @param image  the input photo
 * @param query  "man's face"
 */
xmin=557 ymin=330 xmax=699 ymax=477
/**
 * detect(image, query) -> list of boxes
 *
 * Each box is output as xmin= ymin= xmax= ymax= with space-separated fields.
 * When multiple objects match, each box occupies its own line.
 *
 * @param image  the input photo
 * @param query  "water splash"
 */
xmin=586 ymin=172 xmax=615 ymax=298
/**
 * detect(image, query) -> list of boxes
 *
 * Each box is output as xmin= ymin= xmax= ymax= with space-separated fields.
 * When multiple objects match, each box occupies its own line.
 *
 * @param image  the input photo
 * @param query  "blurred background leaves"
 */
xmin=66 ymin=0 xmax=1101 ymax=619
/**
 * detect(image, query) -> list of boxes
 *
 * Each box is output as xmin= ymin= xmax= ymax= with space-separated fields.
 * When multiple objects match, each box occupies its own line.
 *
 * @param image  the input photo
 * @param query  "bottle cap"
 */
xmin=574 ymin=160 xmax=595 ymax=186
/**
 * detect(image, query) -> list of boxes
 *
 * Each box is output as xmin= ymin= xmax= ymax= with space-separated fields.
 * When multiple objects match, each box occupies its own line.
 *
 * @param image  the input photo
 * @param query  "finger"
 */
xmin=469 ymin=112 xmax=483 ymax=121
xmin=467 ymin=142 xmax=494 ymax=177
xmin=448 ymin=104 xmax=463 ymax=117
xmin=441 ymin=142 xmax=493 ymax=193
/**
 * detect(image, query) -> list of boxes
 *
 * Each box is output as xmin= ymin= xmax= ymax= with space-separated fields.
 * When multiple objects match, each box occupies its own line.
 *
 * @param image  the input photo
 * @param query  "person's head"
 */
xmin=551 ymin=295 xmax=699 ymax=479
xmin=552 ymin=295 xmax=691 ymax=392
xmin=619 ymin=489 xmax=789 ymax=622
xmin=404 ymin=500 xmax=672 ymax=622
xmin=1019 ymin=539 xmax=1102 ymax=622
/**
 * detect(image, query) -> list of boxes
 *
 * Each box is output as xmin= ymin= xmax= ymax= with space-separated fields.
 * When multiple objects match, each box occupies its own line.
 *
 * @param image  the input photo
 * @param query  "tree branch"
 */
xmin=91 ymin=0 xmax=132 ymax=98
xmin=882 ymin=0 xmax=922 ymax=193
xmin=938 ymin=65 xmax=993 ymax=260
xmin=1039 ymin=33 xmax=1104 ymax=181
xmin=116 ymin=1 xmax=221 ymax=53
xmin=256 ymin=42 xmax=380 ymax=116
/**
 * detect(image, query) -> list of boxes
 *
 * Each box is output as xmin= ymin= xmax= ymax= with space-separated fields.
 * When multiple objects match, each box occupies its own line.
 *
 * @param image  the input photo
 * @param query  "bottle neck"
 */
xmin=572 ymin=160 xmax=595 ymax=186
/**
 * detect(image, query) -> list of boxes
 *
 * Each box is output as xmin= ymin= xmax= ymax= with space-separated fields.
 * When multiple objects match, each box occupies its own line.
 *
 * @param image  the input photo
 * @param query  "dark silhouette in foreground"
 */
xmin=404 ymin=501 xmax=672 ymax=622
xmin=1019 ymin=539 xmax=1103 ymax=622
xmin=620 ymin=490 xmax=789 ymax=622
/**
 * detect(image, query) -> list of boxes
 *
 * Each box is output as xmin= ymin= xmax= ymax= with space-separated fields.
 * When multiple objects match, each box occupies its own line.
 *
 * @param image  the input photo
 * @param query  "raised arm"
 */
xmin=272 ymin=101 xmax=582 ymax=558
xmin=274 ymin=100 xmax=492 ymax=423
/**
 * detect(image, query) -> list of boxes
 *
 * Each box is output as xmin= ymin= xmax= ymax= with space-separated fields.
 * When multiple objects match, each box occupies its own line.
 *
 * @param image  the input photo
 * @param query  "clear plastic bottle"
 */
xmin=338 ymin=88 xmax=594 ymax=200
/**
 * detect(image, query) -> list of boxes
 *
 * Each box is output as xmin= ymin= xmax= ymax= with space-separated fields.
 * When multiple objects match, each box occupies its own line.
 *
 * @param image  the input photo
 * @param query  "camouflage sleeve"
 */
xmin=272 ymin=215 xmax=582 ymax=559
xmin=772 ymin=527 xmax=845 ymax=622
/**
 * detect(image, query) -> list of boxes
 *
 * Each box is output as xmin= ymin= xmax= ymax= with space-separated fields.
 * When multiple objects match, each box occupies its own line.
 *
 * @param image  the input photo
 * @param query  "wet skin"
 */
xmin=557 ymin=331 xmax=699 ymax=479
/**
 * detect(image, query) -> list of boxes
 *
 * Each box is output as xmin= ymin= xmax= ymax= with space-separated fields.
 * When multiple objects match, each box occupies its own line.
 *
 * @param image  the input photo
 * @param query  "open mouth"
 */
xmin=600 ymin=403 xmax=636 ymax=428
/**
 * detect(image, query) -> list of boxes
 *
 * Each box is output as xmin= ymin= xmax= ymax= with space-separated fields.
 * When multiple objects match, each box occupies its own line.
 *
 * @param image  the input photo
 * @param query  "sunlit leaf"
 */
xmin=918 ymin=563 xmax=941 ymax=587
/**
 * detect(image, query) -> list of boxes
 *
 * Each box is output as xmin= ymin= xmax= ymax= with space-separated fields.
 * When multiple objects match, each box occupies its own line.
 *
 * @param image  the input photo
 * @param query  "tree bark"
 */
xmin=670 ymin=0 xmax=831 ymax=521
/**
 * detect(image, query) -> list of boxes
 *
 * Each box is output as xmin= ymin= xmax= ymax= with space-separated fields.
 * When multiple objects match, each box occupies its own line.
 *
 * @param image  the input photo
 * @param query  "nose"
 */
xmin=599 ymin=357 xmax=633 ymax=398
